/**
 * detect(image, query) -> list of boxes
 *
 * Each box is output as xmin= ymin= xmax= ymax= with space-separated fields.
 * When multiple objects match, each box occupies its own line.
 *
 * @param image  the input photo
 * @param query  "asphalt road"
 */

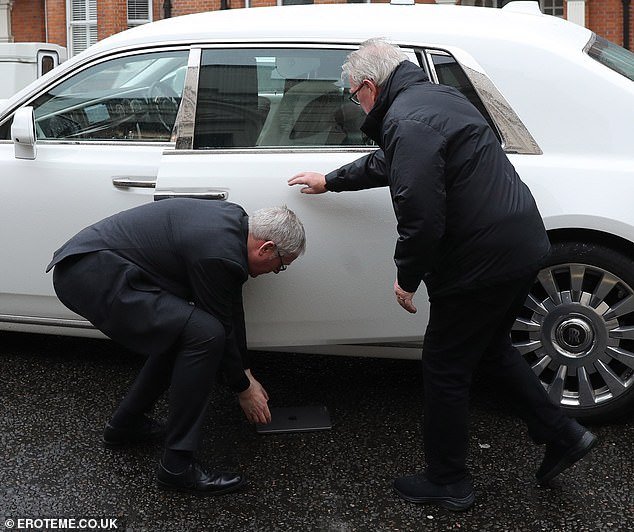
xmin=1 ymin=331 xmax=632 ymax=531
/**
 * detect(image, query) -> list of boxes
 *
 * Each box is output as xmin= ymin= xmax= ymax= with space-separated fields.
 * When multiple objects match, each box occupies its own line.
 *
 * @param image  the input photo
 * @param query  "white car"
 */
xmin=1 ymin=1 xmax=633 ymax=422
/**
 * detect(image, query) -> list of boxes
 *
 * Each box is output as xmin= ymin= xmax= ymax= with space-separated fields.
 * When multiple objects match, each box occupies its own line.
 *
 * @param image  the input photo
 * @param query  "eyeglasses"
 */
xmin=348 ymin=83 xmax=365 ymax=106
xmin=275 ymin=248 xmax=287 ymax=274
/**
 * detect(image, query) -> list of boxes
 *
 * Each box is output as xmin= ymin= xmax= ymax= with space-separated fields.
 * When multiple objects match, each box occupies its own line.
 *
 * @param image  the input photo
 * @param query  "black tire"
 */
xmin=511 ymin=240 xmax=634 ymax=423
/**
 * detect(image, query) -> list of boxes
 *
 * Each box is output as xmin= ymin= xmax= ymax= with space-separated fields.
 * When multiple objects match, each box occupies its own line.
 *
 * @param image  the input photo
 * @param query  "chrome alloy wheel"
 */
xmin=511 ymin=263 xmax=634 ymax=411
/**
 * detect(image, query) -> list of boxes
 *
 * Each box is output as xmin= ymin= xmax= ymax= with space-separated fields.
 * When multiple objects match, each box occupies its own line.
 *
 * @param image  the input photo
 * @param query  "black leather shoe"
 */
xmin=536 ymin=429 xmax=597 ymax=485
xmin=394 ymin=473 xmax=475 ymax=511
xmin=102 ymin=416 xmax=164 ymax=448
xmin=157 ymin=461 xmax=246 ymax=495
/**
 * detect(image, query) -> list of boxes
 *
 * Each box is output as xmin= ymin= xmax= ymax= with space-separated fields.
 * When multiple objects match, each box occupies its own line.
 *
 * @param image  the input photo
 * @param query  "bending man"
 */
xmin=47 ymin=198 xmax=305 ymax=495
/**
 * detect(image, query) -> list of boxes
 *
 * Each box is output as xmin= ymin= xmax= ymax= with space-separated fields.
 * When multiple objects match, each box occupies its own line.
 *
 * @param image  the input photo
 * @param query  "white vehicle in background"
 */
xmin=0 ymin=43 xmax=66 ymax=101
xmin=0 ymin=1 xmax=633 ymax=422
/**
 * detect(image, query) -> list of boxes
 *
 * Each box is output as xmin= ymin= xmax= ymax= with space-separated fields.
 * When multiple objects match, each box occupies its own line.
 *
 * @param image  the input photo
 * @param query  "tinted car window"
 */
xmin=194 ymin=48 xmax=368 ymax=149
xmin=587 ymin=35 xmax=634 ymax=81
xmin=428 ymin=52 xmax=501 ymax=141
xmin=29 ymin=50 xmax=188 ymax=141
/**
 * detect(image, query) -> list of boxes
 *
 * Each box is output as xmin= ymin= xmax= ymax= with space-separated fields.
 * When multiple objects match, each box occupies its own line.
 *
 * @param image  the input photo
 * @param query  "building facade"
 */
xmin=1 ymin=0 xmax=632 ymax=56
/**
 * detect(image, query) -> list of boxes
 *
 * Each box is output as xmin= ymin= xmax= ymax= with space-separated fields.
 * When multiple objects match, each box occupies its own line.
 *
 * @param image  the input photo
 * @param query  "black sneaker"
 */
xmin=102 ymin=416 xmax=164 ymax=448
xmin=536 ymin=429 xmax=597 ymax=486
xmin=394 ymin=473 xmax=475 ymax=511
xmin=157 ymin=461 xmax=246 ymax=495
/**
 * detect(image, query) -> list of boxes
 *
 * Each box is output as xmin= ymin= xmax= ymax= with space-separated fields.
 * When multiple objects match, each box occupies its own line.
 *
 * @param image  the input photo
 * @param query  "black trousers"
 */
xmin=53 ymin=252 xmax=226 ymax=452
xmin=114 ymin=307 xmax=226 ymax=451
xmin=422 ymin=274 xmax=574 ymax=484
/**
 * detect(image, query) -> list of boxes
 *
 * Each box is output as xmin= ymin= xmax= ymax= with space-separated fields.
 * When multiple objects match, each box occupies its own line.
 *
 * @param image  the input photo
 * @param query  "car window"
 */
xmin=194 ymin=48 xmax=369 ymax=149
xmin=426 ymin=51 xmax=501 ymax=141
xmin=28 ymin=50 xmax=188 ymax=142
xmin=587 ymin=35 xmax=634 ymax=81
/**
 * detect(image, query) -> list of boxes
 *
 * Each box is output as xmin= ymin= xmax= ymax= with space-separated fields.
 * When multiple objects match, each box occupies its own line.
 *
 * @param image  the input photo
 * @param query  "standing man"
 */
xmin=47 ymin=199 xmax=305 ymax=495
xmin=288 ymin=38 xmax=595 ymax=511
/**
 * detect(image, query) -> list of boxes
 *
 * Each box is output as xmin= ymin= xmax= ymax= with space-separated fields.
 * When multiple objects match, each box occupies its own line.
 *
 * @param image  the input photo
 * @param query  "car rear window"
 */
xmin=587 ymin=35 xmax=634 ymax=82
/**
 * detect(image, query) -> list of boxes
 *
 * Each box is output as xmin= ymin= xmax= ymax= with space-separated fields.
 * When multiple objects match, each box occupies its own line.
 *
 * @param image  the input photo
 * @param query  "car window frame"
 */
xmin=172 ymin=43 xmax=419 ymax=153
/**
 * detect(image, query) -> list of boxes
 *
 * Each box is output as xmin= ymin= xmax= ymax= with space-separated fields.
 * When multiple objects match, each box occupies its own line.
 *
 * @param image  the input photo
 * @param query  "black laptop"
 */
xmin=255 ymin=405 xmax=332 ymax=435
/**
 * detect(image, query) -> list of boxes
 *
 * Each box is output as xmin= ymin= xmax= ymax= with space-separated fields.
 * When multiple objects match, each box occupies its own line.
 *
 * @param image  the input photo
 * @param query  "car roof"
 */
xmin=87 ymin=3 xmax=590 ymax=56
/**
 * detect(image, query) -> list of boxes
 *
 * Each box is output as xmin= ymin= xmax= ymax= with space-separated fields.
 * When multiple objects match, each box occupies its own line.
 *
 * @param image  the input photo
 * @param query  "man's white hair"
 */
xmin=249 ymin=205 xmax=306 ymax=257
xmin=342 ymin=37 xmax=408 ymax=88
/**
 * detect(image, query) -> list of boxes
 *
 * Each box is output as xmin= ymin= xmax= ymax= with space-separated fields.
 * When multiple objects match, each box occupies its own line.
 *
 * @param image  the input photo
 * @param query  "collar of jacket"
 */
xmin=360 ymin=60 xmax=430 ymax=143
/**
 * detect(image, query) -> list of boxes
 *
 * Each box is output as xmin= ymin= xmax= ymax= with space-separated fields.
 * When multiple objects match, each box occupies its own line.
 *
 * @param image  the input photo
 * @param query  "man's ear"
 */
xmin=258 ymin=240 xmax=276 ymax=256
xmin=368 ymin=80 xmax=380 ymax=100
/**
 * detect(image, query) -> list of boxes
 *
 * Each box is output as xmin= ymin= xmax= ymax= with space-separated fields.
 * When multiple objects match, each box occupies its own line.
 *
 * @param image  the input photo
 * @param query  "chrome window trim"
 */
xmin=0 ymin=139 xmax=176 ymax=147
xmin=173 ymin=48 xmax=201 ymax=150
xmin=582 ymin=33 xmax=597 ymax=54
xmin=163 ymin=146 xmax=377 ymax=156
xmin=463 ymin=64 xmax=541 ymax=154
xmin=423 ymin=48 xmax=541 ymax=155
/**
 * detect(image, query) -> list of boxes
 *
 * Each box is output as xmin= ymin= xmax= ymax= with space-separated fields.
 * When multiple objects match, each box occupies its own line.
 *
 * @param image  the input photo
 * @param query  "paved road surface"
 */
xmin=1 ymin=332 xmax=632 ymax=531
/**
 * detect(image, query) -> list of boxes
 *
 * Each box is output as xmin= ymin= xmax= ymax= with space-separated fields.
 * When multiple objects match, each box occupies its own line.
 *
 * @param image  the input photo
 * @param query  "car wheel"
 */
xmin=511 ymin=240 xmax=634 ymax=423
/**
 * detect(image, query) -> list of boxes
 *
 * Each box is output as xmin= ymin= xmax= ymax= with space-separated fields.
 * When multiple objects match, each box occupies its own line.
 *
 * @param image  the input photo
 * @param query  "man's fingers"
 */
xmin=261 ymin=404 xmax=272 ymax=424
xmin=288 ymin=173 xmax=310 ymax=186
xmin=396 ymin=296 xmax=417 ymax=314
xmin=252 ymin=403 xmax=271 ymax=424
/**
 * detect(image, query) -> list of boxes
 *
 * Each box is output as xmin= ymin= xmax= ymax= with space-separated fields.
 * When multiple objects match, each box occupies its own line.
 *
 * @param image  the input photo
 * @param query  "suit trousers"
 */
xmin=53 ymin=251 xmax=227 ymax=452
xmin=114 ymin=306 xmax=226 ymax=451
xmin=422 ymin=273 xmax=574 ymax=484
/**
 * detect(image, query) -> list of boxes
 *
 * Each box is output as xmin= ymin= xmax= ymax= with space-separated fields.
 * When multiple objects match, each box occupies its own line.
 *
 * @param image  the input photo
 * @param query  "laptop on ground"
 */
xmin=255 ymin=405 xmax=332 ymax=435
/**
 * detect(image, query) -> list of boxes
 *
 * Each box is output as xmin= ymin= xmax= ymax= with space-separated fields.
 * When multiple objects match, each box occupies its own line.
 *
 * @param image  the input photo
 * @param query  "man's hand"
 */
xmin=394 ymin=280 xmax=417 ymax=314
xmin=288 ymin=172 xmax=328 ymax=194
xmin=238 ymin=369 xmax=271 ymax=424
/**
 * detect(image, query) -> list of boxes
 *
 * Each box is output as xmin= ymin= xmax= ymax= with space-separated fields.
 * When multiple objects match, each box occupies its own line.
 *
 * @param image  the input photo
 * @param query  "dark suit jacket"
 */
xmin=46 ymin=198 xmax=251 ymax=392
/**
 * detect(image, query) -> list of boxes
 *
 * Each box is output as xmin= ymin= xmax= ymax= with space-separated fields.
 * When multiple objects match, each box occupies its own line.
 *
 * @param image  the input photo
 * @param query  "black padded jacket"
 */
xmin=326 ymin=60 xmax=550 ymax=297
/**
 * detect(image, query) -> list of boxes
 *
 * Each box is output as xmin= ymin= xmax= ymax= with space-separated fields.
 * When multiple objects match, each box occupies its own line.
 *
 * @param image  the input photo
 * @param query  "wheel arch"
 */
xmin=547 ymin=228 xmax=634 ymax=262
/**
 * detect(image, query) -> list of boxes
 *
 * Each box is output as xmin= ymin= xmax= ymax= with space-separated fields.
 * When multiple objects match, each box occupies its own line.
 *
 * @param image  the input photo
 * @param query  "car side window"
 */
xmin=194 ymin=48 xmax=369 ymax=149
xmin=426 ymin=51 xmax=501 ymax=142
xmin=28 ymin=50 xmax=188 ymax=142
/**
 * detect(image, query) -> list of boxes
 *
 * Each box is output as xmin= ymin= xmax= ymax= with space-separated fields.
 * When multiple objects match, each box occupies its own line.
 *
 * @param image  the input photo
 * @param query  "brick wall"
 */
xmin=9 ymin=0 xmax=633 ymax=51
xmin=11 ymin=0 xmax=45 ymax=41
xmin=586 ymin=0 xmax=632 ymax=49
xmin=98 ymin=0 xmax=128 ymax=39
xmin=153 ymin=0 xmax=433 ymax=16
xmin=46 ymin=0 xmax=67 ymax=46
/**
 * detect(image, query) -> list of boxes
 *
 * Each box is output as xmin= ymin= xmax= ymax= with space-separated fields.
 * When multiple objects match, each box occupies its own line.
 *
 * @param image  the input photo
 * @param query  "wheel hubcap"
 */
xmin=512 ymin=262 xmax=634 ymax=410
xmin=554 ymin=316 xmax=594 ymax=356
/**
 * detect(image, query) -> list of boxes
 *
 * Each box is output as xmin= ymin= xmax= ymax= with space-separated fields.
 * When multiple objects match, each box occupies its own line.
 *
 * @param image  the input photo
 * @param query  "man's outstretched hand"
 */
xmin=288 ymin=172 xmax=328 ymax=194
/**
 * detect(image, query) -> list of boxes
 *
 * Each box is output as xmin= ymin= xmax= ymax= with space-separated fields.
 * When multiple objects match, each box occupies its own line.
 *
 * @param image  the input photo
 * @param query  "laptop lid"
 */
xmin=255 ymin=405 xmax=332 ymax=435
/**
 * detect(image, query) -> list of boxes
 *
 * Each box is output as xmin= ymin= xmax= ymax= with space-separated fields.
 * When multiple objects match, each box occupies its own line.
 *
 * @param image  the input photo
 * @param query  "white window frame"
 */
xmin=566 ymin=0 xmax=586 ymax=27
xmin=128 ymin=0 xmax=153 ymax=28
xmin=540 ymin=0 xmax=564 ymax=17
xmin=66 ymin=0 xmax=97 ymax=57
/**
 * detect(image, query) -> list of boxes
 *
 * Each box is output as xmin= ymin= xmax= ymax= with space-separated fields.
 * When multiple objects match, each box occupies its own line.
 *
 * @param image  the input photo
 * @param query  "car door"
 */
xmin=0 ymin=48 xmax=189 ymax=325
xmin=155 ymin=45 xmax=428 ymax=350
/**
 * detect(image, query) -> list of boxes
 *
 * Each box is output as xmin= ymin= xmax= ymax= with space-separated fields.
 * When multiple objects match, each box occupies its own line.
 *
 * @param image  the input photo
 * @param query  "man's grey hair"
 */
xmin=249 ymin=206 xmax=306 ymax=257
xmin=342 ymin=37 xmax=408 ymax=88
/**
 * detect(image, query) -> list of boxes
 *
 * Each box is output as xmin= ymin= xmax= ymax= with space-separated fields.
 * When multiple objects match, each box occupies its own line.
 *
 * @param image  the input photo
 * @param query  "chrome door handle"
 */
xmin=112 ymin=177 xmax=157 ymax=189
xmin=154 ymin=191 xmax=228 ymax=201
